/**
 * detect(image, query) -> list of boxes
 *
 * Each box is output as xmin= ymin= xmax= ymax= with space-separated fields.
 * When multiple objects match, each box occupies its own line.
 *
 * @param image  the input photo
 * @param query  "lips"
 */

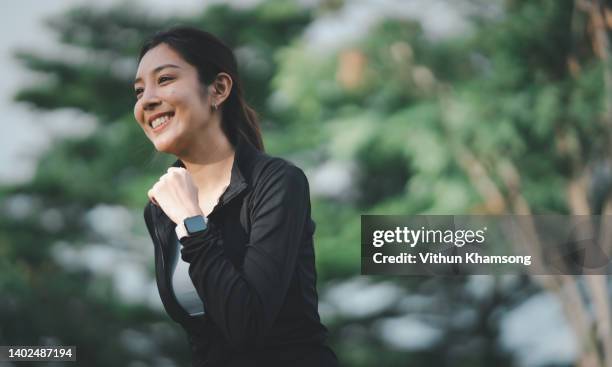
xmin=148 ymin=111 xmax=174 ymax=132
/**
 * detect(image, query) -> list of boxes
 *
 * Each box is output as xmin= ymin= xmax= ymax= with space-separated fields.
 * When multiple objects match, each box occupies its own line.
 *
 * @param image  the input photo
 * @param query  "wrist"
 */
xmin=176 ymin=213 xmax=208 ymax=240
xmin=176 ymin=208 xmax=203 ymax=240
xmin=175 ymin=221 xmax=189 ymax=240
xmin=179 ymin=207 xmax=204 ymax=223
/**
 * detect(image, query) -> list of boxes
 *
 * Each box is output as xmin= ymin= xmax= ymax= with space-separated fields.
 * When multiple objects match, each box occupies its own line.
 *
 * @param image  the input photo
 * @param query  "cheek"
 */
xmin=172 ymin=81 xmax=207 ymax=108
xmin=186 ymin=91 xmax=209 ymax=114
xmin=167 ymin=89 xmax=193 ymax=113
xmin=165 ymin=87 xmax=184 ymax=105
xmin=133 ymin=103 xmax=143 ymax=125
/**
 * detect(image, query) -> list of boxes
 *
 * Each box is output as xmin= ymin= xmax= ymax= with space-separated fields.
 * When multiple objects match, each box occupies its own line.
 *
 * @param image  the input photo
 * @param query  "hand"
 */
xmin=148 ymin=167 xmax=204 ymax=225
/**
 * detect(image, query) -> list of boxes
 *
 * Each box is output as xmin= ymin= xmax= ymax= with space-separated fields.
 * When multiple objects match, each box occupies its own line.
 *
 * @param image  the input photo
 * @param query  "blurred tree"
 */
xmin=3 ymin=0 xmax=612 ymax=366
xmin=272 ymin=0 xmax=611 ymax=366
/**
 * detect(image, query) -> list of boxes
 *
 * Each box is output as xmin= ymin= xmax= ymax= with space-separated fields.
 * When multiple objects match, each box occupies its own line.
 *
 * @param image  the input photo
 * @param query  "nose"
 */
xmin=141 ymin=87 xmax=161 ymax=111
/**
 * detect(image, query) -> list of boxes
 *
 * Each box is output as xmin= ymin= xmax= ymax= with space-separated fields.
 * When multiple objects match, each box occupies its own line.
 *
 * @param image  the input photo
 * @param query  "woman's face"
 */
xmin=133 ymin=43 xmax=213 ymax=154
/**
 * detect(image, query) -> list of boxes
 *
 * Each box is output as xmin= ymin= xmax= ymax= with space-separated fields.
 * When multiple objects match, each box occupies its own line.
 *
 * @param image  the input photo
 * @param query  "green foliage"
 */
xmin=3 ymin=0 xmax=610 ymax=366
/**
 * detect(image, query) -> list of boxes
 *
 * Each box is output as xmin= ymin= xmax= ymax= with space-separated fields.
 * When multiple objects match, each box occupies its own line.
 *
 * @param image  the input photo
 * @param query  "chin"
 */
xmin=151 ymin=123 xmax=190 ymax=152
xmin=154 ymin=142 xmax=178 ymax=155
xmin=150 ymin=135 xmax=173 ymax=153
xmin=153 ymin=136 xmax=186 ymax=156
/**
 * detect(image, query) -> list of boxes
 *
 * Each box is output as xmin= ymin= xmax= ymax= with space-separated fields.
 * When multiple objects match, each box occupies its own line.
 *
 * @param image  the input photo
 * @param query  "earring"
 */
xmin=212 ymin=103 xmax=218 ymax=111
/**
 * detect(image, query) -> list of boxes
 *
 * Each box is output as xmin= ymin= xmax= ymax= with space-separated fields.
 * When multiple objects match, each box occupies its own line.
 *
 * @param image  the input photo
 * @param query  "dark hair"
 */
xmin=138 ymin=26 xmax=264 ymax=151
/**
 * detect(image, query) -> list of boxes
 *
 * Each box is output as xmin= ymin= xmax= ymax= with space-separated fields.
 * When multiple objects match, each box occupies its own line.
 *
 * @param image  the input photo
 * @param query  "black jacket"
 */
xmin=143 ymin=136 xmax=338 ymax=366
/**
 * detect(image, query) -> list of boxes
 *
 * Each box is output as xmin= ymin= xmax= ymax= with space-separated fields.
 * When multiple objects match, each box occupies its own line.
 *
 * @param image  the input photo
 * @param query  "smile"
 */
xmin=149 ymin=111 xmax=175 ymax=132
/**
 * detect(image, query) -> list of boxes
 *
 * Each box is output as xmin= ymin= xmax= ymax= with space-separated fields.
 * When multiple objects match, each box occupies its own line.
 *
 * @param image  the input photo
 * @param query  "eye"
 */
xmin=134 ymin=87 xmax=143 ymax=99
xmin=158 ymin=75 xmax=174 ymax=84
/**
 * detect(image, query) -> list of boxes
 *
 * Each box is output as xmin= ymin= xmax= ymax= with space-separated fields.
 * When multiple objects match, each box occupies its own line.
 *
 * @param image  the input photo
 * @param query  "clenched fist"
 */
xmin=148 ymin=167 xmax=204 ymax=225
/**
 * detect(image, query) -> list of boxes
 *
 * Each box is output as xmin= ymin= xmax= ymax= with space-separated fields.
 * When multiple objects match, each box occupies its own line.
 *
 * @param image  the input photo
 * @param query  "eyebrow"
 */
xmin=134 ymin=64 xmax=181 ymax=85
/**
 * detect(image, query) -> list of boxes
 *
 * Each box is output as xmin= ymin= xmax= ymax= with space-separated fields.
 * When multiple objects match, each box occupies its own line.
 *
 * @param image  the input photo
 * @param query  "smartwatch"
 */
xmin=184 ymin=215 xmax=208 ymax=235
xmin=176 ymin=215 xmax=208 ymax=240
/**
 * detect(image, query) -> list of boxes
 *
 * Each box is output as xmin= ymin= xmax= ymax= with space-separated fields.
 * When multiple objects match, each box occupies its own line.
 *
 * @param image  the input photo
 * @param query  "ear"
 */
xmin=210 ymin=72 xmax=233 ymax=109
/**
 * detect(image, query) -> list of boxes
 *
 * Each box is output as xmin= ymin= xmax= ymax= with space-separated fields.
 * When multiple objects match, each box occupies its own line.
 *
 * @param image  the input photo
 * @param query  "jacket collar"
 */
xmin=170 ymin=135 xmax=261 ymax=209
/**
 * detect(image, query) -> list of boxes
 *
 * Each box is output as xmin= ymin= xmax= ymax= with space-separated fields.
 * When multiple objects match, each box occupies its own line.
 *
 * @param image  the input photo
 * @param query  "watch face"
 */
xmin=184 ymin=215 xmax=207 ymax=234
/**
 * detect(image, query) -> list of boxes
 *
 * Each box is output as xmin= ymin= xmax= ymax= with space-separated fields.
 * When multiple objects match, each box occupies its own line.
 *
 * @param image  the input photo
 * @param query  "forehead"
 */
xmin=135 ymin=43 xmax=187 ymax=80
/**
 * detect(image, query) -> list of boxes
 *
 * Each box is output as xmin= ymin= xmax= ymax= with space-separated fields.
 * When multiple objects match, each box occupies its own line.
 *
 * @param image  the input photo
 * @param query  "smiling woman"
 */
xmin=136 ymin=26 xmax=339 ymax=367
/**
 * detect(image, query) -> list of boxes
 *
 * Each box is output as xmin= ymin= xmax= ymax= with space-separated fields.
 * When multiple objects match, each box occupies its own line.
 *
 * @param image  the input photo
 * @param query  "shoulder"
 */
xmin=251 ymin=154 xmax=309 ymax=195
xmin=253 ymin=154 xmax=308 ymax=184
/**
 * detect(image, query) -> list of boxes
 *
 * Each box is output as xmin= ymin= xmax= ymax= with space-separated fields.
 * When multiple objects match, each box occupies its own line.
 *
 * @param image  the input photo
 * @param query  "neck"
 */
xmin=178 ymin=130 xmax=235 ymax=193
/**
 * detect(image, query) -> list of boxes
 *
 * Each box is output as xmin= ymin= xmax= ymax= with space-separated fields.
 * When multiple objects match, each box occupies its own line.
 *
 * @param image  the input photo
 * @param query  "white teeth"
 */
xmin=151 ymin=114 xmax=172 ymax=129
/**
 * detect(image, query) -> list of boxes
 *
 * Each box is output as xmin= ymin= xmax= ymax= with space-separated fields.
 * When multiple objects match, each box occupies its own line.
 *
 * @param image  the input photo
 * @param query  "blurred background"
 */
xmin=1 ymin=0 xmax=611 ymax=366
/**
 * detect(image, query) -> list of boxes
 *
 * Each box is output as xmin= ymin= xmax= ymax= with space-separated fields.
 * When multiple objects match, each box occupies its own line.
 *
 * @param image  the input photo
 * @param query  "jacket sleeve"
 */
xmin=179 ymin=159 xmax=310 ymax=350
xmin=143 ymin=201 xmax=155 ymax=241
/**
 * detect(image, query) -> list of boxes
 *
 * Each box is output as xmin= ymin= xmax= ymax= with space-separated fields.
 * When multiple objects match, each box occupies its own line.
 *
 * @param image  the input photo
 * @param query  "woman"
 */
xmin=136 ymin=26 xmax=338 ymax=367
